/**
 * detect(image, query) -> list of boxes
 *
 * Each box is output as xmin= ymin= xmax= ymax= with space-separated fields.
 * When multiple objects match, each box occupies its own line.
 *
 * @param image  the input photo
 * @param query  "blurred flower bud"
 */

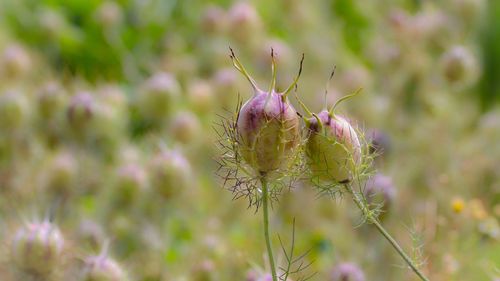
xmin=188 ymin=80 xmax=215 ymax=114
xmin=11 ymin=221 xmax=64 ymax=277
xmin=137 ymin=72 xmax=180 ymax=122
xmin=113 ymin=162 xmax=148 ymax=205
xmin=201 ymin=5 xmax=227 ymax=34
xmin=81 ymin=254 xmax=129 ymax=281
xmin=330 ymin=262 xmax=365 ymax=281
xmin=37 ymin=82 xmax=66 ymax=120
xmin=192 ymin=259 xmax=215 ymax=281
xmin=67 ymin=91 xmax=95 ymax=130
xmin=150 ymin=149 xmax=192 ymax=198
xmin=1 ymin=44 xmax=31 ymax=78
xmin=77 ymin=220 xmax=105 ymax=251
xmin=228 ymin=2 xmax=262 ymax=42
xmin=170 ymin=111 xmax=202 ymax=144
xmin=440 ymin=45 xmax=478 ymax=84
xmin=0 ymin=90 xmax=29 ymax=132
xmin=213 ymin=67 xmax=239 ymax=108
xmin=46 ymin=150 xmax=78 ymax=195
xmin=94 ymin=1 xmax=123 ymax=27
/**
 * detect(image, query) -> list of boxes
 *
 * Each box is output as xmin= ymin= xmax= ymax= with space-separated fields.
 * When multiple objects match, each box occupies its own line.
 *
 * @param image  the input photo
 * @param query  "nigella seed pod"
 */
xmin=11 ymin=221 xmax=65 ymax=277
xmin=231 ymin=48 xmax=303 ymax=174
xmin=330 ymin=262 xmax=365 ymax=281
xmin=302 ymin=89 xmax=362 ymax=183
xmin=81 ymin=254 xmax=128 ymax=281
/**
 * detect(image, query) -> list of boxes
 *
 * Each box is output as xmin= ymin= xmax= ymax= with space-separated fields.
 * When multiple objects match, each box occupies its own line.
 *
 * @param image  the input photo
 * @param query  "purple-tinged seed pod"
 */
xmin=330 ymin=262 xmax=365 ymax=281
xmin=81 ymin=254 xmax=128 ymax=281
xmin=231 ymin=48 xmax=303 ymax=175
xmin=297 ymin=85 xmax=362 ymax=183
xmin=363 ymin=173 xmax=396 ymax=220
xmin=11 ymin=221 xmax=64 ymax=277
xmin=304 ymin=107 xmax=361 ymax=183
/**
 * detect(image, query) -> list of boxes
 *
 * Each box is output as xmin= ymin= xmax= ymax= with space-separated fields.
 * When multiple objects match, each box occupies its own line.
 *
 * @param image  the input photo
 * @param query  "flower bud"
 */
xmin=228 ymin=2 xmax=262 ymax=42
xmin=330 ymin=262 xmax=365 ymax=281
xmin=37 ymin=82 xmax=66 ymax=120
xmin=1 ymin=44 xmax=31 ymax=78
xmin=440 ymin=45 xmax=478 ymax=84
xmin=137 ymin=72 xmax=180 ymax=122
xmin=201 ymin=5 xmax=227 ymax=34
xmin=306 ymin=110 xmax=361 ymax=183
xmin=11 ymin=221 xmax=64 ymax=277
xmin=0 ymin=89 xmax=29 ymax=132
xmin=113 ymin=162 xmax=148 ymax=205
xmin=94 ymin=1 xmax=123 ymax=27
xmin=187 ymin=80 xmax=215 ymax=114
xmin=81 ymin=255 xmax=128 ymax=281
xmin=150 ymin=149 xmax=192 ymax=198
xmin=67 ymin=91 xmax=95 ymax=130
xmin=213 ymin=67 xmax=239 ymax=108
xmin=45 ymin=150 xmax=78 ymax=195
xmin=170 ymin=111 xmax=202 ymax=144
xmin=231 ymin=50 xmax=302 ymax=174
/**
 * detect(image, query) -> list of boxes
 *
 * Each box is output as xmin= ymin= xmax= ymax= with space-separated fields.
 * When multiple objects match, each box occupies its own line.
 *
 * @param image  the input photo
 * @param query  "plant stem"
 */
xmin=344 ymin=183 xmax=430 ymax=281
xmin=261 ymin=176 xmax=278 ymax=281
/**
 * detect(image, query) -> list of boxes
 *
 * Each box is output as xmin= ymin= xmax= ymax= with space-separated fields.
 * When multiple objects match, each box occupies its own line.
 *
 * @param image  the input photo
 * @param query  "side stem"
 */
xmin=261 ymin=176 xmax=278 ymax=281
xmin=344 ymin=183 xmax=430 ymax=281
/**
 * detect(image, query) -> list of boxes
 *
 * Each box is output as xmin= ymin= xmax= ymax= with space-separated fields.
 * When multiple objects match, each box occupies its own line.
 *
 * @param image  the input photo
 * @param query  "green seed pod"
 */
xmin=300 ymin=90 xmax=362 ymax=183
xmin=11 ymin=221 xmax=65 ymax=277
xmin=231 ymin=49 xmax=303 ymax=175
xmin=306 ymin=111 xmax=361 ymax=183
xmin=81 ymin=255 xmax=128 ymax=281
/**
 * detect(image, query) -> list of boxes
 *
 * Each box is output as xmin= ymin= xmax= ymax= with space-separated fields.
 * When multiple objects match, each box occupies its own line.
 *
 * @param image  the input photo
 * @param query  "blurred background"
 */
xmin=0 ymin=0 xmax=498 ymax=280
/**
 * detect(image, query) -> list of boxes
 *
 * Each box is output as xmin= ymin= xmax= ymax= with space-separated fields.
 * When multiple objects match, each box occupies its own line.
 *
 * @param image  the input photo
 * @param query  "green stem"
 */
xmin=344 ymin=183 xmax=430 ymax=281
xmin=261 ymin=176 xmax=278 ymax=281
